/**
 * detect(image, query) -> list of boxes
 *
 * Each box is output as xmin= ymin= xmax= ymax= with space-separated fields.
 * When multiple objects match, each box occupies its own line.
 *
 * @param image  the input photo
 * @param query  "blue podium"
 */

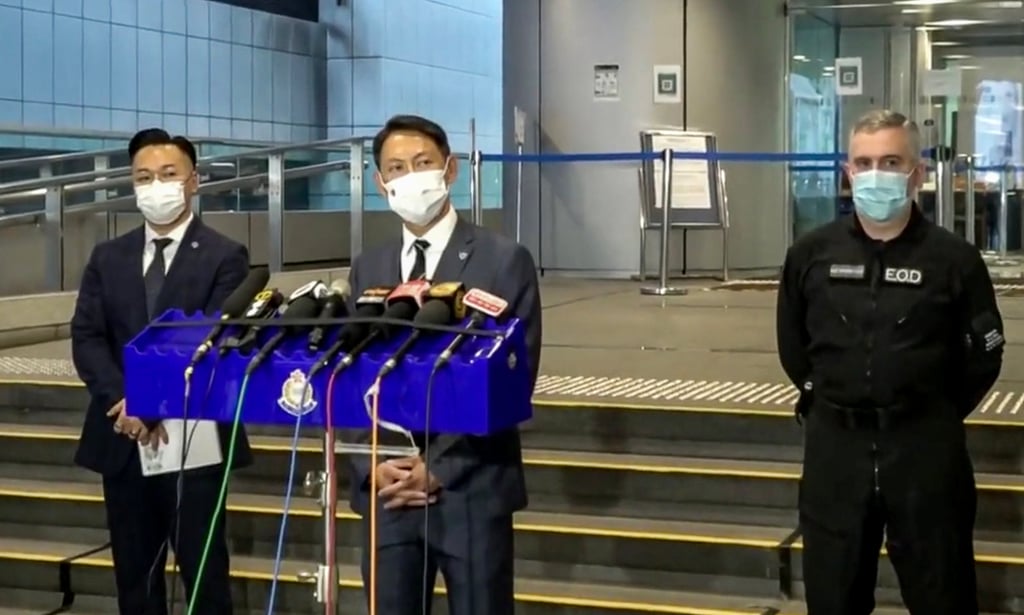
xmin=121 ymin=309 xmax=534 ymax=614
xmin=123 ymin=310 xmax=533 ymax=434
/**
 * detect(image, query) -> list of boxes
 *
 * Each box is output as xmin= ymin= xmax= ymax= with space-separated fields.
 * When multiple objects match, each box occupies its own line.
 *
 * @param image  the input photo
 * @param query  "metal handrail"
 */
xmin=0 ymin=132 xmax=285 ymax=171
xmin=0 ymin=135 xmax=370 ymax=197
xmin=0 ymin=159 xmax=354 ymax=230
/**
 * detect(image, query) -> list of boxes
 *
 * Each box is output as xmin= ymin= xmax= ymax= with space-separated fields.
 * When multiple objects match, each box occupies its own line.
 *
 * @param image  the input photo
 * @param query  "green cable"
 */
xmin=187 ymin=374 xmax=250 ymax=615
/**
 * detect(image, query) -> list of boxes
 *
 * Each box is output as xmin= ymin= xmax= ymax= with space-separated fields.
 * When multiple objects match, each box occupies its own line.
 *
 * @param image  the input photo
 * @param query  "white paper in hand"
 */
xmin=139 ymin=419 xmax=223 ymax=477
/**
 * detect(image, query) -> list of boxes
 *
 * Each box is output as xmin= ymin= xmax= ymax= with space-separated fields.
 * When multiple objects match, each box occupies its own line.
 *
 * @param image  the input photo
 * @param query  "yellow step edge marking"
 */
xmin=0 ymin=487 xmax=779 ymax=547
xmin=789 ymin=540 xmax=1024 ymax=566
xmin=0 ymin=549 xmax=759 ymax=614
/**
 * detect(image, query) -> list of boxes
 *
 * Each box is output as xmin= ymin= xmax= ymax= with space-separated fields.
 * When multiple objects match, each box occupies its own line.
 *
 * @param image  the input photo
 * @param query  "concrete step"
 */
xmin=0 ymin=423 xmax=1020 ymax=535
xmin=0 ymin=476 xmax=1021 ymax=610
xmin=0 ymin=536 xmax=790 ymax=615
xmin=3 ymin=384 xmax=1024 ymax=475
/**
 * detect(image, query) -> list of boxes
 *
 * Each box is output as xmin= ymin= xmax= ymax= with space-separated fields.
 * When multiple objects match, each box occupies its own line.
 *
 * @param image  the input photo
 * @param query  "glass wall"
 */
xmin=789 ymin=13 xmax=839 ymax=240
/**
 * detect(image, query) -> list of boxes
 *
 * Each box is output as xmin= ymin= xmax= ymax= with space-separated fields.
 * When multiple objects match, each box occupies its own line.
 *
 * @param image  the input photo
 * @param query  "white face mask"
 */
xmin=135 ymin=179 xmax=187 ymax=226
xmin=383 ymin=168 xmax=450 ymax=227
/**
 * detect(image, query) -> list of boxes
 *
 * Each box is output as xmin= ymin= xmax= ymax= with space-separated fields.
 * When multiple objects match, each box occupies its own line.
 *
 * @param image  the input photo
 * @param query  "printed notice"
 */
xmin=593 ymin=64 xmax=620 ymax=101
xmin=139 ymin=419 xmax=222 ymax=477
xmin=649 ymin=133 xmax=713 ymax=211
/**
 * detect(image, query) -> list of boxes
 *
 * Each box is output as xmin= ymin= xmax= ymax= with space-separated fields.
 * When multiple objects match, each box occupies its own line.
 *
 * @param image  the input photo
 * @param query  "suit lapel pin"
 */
xmin=458 ymin=251 xmax=468 ymax=261
xmin=191 ymin=241 xmax=199 ymax=249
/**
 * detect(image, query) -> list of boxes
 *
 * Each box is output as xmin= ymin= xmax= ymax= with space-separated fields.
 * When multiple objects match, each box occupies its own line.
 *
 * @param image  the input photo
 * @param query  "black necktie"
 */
xmin=407 ymin=239 xmax=430 ymax=281
xmin=145 ymin=238 xmax=173 ymax=319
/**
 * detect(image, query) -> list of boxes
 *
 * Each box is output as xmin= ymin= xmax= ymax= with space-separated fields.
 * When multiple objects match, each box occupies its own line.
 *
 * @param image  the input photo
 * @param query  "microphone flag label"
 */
xmin=464 ymin=288 xmax=508 ymax=318
xmin=277 ymin=369 xmax=318 ymax=417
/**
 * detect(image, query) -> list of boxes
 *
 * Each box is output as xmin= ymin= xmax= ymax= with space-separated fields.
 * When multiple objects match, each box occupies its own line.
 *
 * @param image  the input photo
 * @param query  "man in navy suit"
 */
xmin=71 ymin=129 xmax=251 ymax=615
xmin=346 ymin=115 xmax=543 ymax=615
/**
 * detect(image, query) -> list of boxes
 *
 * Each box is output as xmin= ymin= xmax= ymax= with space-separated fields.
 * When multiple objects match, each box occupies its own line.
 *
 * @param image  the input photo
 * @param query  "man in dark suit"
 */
xmin=346 ymin=114 xmax=542 ymax=615
xmin=71 ymin=129 xmax=251 ymax=615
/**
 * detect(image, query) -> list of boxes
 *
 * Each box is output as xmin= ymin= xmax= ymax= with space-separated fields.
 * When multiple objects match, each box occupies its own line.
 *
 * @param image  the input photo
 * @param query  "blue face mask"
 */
xmin=851 ymin=170 xmax=912 ymax=223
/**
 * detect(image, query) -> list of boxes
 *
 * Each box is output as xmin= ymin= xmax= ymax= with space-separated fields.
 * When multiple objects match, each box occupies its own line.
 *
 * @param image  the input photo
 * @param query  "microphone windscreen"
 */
xmin=414 ymin=299 xmax=453 ymax=325
xmin=221 ymin=268 xmax=270 ymax=316
xmin=280 ymin=295 xmax=322 ymax=320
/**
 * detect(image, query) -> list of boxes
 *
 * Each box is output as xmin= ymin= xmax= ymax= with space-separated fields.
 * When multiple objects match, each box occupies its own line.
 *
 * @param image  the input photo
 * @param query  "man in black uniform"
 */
xmin=776 ymin=109 xmax=1003 ymax=615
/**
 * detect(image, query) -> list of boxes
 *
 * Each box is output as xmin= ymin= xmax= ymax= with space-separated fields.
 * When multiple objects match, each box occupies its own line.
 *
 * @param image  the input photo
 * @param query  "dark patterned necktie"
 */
xmin=145 ymin=238 xmax=173 ymax=319
xmin=407 ymin=239 xmax=430 ymax=281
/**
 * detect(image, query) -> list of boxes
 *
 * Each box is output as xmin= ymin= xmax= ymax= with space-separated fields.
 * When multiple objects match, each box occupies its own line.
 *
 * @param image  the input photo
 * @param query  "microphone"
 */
xmin=245 ymin=291 xmax=324 ymax=375
xmin=435 ymin=288 xmax=510 ymax=368
xmin=309 ymin=286 xmax=391 ymax=378
xmin=425 ymin=282 xmax=468 ymax=321
xmin=187 ymin=268 xmax=270 ymax=368
xmin=218 ymin=288 xmax=285 ymax=355
xmin=378 ymin=298 xmax=457 ymax=378
xmin=329 ymin=282 xmax=428 ymax=377
xmin=307 ymin=279 xmax=351 ymax=352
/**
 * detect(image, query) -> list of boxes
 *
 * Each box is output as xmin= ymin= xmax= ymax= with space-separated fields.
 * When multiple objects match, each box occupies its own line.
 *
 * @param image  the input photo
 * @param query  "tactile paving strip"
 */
xmin=0 ymin=357 xmax=78 ymax=379
xmin=534 ymin=375 xmax=1024 ymax=422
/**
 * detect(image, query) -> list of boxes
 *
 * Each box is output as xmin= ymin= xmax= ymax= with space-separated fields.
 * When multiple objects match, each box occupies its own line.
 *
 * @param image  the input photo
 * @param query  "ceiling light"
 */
xmin=902 ymin=8 xmax=925 ymax=13
xmin=793 ymin=55 xmax=808 ymax=61
xmin=926 ymin=19 xmax=990 ymax=26
xmin=944 ymin=54 xmax=972 ymax=59
xmin=895 ymin=0 xmax=958 ymax=5
xmin=932 ymin=41 xmax=961 ymax=46
xmin=959 ymin=65 xmax=980 ymax=70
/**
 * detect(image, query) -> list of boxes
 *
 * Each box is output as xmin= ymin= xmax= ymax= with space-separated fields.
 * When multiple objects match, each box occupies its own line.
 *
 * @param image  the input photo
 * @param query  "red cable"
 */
xmin=324 ymin=373 xmax=338 ymax=614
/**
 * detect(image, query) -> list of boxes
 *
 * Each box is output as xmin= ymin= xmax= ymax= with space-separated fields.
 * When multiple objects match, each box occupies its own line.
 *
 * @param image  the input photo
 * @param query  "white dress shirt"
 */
xmin=142 ymin=213 xmax=194 ymax=275
xmin=400 ymin=206 xmax=458 ymax=281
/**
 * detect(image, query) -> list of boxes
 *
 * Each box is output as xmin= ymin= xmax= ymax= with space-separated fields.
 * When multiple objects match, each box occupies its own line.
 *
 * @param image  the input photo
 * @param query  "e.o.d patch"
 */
xmin=883 ymin=267 xmax=923 ymax=286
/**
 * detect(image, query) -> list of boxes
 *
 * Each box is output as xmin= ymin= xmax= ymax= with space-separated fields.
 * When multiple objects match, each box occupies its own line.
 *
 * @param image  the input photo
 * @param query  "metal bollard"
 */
xmin=934 ymin=153 xmax=955 ymax=232
xmin=470 ymin=150 xmax=483 ymax=226
xmin=998 ymin=164 xmax=1011 ymax=257
xmin=964 ymin=156 xmax=976 ymax=246
xmin=640 ymin=149 xmax=688 ymax=296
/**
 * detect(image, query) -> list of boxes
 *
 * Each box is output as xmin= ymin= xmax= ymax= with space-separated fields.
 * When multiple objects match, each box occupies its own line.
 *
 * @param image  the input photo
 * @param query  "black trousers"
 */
xmin=102 ymin=468 xmax=233 ymax=615
xmin=799 ymin=404 xmax=978 ymax=615
xmin=360 ymin=503 xmax=515 ymax=615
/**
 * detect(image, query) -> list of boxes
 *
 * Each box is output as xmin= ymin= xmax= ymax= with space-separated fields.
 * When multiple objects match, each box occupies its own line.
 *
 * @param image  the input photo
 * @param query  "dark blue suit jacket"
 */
xmin=71 ymin=217 xmax=253 ymax=478
xmin=346 ymin=216 xmax=543 ymax=541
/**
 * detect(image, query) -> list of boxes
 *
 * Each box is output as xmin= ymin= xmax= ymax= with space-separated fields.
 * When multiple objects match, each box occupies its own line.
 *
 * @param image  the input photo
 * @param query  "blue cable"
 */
xmin=265 ymin=387 xmax=307 ymax=614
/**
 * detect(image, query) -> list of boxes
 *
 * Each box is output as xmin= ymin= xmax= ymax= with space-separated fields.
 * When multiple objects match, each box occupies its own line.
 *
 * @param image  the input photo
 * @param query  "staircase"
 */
xmin=0 ymin=379 xmax=1021 ymax=614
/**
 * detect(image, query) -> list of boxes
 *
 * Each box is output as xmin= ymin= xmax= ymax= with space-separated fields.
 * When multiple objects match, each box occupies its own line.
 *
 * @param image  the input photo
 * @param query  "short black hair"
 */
xmin=372 ymin=115 xmax=451 ymax=168
xmin=128 ymin=128 xmax=197 ymax=167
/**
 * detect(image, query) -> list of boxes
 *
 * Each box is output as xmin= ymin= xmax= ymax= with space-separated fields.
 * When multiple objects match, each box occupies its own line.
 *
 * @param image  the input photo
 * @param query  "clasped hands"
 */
xmin=107 ymin=399 xmax=168 ymax=450
xmin=374 ymin=456 xmax=441 ymax=510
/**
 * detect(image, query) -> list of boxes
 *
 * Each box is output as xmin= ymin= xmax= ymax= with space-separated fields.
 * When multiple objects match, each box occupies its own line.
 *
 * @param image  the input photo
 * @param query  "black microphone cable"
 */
xmin=169 ymin=357 xmax=222 ymax=613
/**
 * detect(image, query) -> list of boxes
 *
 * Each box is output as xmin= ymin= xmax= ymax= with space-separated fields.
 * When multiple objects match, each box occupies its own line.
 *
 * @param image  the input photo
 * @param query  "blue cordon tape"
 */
xmin=479 ymin=150 xmax=1024 ymax=173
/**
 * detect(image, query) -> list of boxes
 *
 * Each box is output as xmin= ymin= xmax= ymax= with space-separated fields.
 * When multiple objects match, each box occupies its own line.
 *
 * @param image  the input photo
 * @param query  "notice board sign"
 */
xmin=639 ymin=128 xmax=725 ymax=227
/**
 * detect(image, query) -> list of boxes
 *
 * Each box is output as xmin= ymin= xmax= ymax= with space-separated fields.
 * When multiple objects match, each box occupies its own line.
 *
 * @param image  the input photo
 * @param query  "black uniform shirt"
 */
xmin=776 ymin=206 xmax=1004 ymax=416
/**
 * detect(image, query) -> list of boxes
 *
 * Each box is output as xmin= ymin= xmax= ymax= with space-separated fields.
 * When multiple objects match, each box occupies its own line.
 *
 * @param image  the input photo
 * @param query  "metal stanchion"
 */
xmin=934 ymin=152 xmax=954 ymax=232
xmin=515 ymin=143 xmax=524 ymax=243
xmin=640 ymin=149 xmax=687 ymax=297
xmin=470 ymin=150 xmax=483 ymax=225
xmin=964 ymin=155 xmax=976 ymax=246
xmin=998 ymin=163 xmax=1011 ymax=257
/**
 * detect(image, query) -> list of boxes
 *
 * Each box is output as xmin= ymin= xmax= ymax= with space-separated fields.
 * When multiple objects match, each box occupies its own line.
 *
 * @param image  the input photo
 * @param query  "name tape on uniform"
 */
xmin=883 ymin=267 xmax=922 ymax=286
xmin=829 ymin=264 xmax=865 ymax=280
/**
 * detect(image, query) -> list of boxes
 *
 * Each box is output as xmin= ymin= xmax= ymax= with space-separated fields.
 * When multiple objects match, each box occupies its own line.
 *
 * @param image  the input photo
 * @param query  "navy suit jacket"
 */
xmin=71 ymin=217 xmax=253 ymax=478
xmin=346 ymin=216 xmax=542 ymax=534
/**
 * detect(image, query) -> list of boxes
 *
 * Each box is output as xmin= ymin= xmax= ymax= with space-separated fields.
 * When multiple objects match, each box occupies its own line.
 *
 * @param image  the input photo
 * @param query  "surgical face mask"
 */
xmin=135 ymin=179 xmax=187 ymax=226
xmin=383 ymin=166 xmax=450 ymax=227
xmin=851 ymin=169 xmax=912 ymax=223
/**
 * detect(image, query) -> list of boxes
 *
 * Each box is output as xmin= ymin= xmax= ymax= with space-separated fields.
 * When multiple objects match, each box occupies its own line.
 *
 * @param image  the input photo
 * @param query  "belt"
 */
xmin=817 ymin=399 xmax=915 ymax=431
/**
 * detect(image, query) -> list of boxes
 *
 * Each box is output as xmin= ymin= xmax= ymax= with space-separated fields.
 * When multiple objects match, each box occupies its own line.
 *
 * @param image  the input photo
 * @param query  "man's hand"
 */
xmin=107 ymin=399 xmax=151 ymax=444
xmin=375 ymin=457 xmax=442 ymax=510
xmin=139 ymin=423 xmax=169 ymax=450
